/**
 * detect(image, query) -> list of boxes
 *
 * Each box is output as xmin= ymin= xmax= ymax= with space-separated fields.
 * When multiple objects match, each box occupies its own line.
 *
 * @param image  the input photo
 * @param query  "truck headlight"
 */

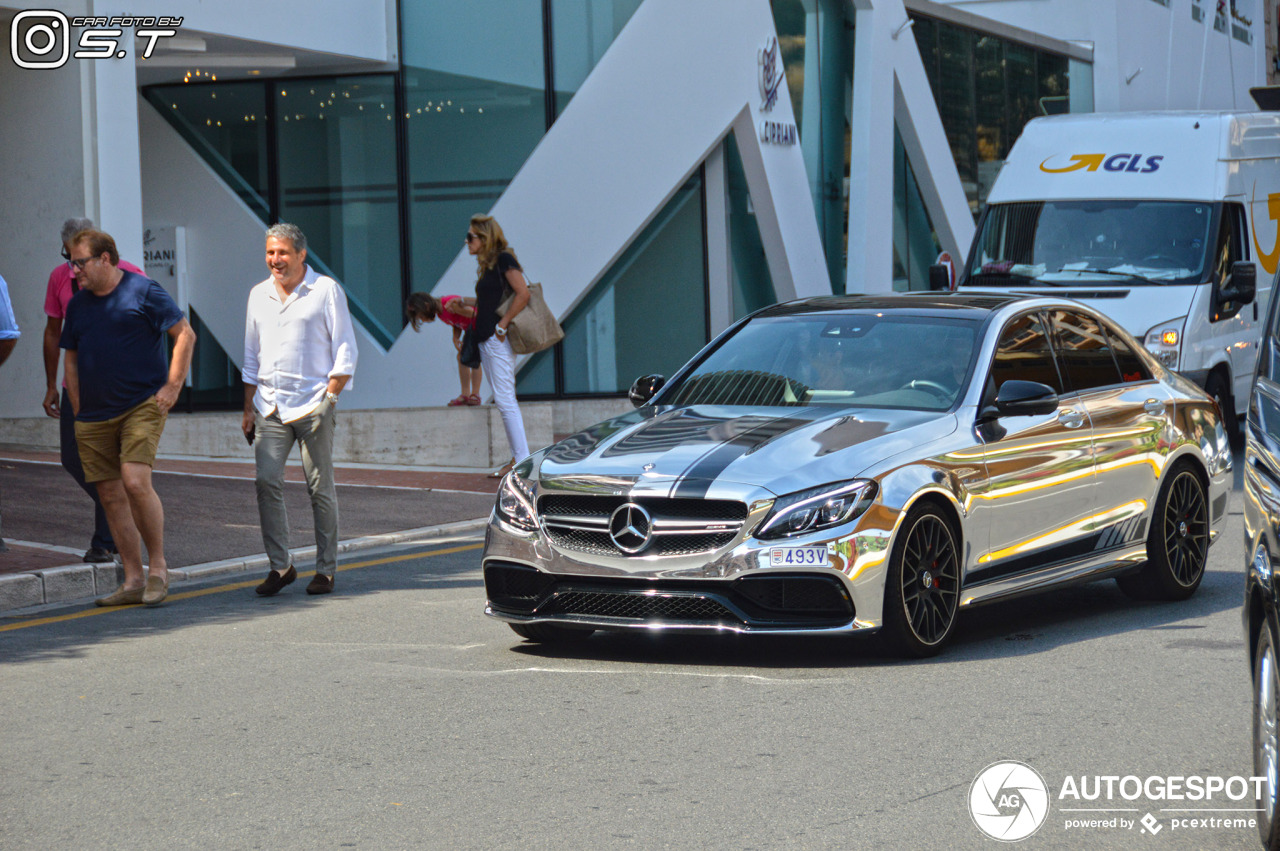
xmin=756 ymin=480 xmax=877 ymax=539
xmin=495 ymin=470 xmax=538 ymax=531
xmin=1143 ymin=317 xmax=1185 ymax=370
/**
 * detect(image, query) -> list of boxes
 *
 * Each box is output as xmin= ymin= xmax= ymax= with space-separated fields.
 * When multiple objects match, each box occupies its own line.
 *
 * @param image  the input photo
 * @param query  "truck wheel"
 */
xmin=1205 ymin=371 xmax=1240 ymax=447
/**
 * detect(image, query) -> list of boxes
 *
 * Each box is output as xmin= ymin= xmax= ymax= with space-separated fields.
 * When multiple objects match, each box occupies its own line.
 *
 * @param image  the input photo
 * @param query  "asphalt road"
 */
xmin=0 ymin=476 xmax=1262 ymax=850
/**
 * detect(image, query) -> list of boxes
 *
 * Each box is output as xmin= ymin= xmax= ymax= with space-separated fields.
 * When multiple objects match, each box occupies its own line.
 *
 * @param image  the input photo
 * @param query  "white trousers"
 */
xmin=480 ymin=336 xmax=529 ymax=461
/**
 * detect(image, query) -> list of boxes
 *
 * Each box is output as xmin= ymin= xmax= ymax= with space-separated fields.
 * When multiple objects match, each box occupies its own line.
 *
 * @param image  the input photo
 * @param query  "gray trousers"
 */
xmin=254 ymin=398 xmax=338 ymax=576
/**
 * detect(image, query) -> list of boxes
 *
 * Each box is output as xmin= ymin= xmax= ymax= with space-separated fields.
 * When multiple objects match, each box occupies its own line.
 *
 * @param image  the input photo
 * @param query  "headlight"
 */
xmin=1255 ymin=543 xmax=1273 ymax=586
xmin=1143 ymin=317 xmax=1185 ymax=370
xmin=756 ymin=480 xmax=877 ymax=540
xmin=495 ymin=470 xmax=538 ymax=531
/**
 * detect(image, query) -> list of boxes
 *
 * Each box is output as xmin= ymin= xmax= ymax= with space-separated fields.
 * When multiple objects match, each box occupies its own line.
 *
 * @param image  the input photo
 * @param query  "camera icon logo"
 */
xmin=11 ymin=10 xmax=71 ymax=69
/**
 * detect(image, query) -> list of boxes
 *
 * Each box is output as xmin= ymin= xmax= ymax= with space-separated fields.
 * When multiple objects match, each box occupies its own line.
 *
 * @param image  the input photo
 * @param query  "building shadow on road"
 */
xmin=505 ymin=565 xmax=1245 ymax=669
xmin=0 ymin=536 xmax=488 ymax=665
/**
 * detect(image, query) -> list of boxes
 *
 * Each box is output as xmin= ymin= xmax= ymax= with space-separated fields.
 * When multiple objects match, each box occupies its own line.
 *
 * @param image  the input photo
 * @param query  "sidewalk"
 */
xmin=0 ymin=449 xmax=501 ymax=614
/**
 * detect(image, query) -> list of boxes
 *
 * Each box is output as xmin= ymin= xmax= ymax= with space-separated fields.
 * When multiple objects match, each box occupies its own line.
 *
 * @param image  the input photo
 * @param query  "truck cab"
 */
xmin=958 ymin=111 xmax=1275 ymax=431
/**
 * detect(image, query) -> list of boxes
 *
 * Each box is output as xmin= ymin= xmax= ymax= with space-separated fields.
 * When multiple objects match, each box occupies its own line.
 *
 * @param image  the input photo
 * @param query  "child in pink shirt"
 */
xmin=406 ymin=292 xmax=483 ymax=406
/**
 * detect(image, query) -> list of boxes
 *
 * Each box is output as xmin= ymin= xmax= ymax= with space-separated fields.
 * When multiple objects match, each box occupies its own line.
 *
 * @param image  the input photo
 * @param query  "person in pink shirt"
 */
xmin=41 ymin=218 xmax=145 ymax=563
xmin=406 ymin=292 xmax=483 ymax=406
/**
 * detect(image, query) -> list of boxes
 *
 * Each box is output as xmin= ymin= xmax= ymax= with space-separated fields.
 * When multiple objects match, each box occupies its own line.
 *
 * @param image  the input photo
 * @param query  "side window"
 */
xmin=1212 ymin=203 xmax=1247 ymax=322
xmin=991 ymin=313 xmax=1063 ymax=396
xmin=1050 ymin=309 xmax=1123 ymax=392
xmin=1103 ymin=323 xmax=1152 ymax=384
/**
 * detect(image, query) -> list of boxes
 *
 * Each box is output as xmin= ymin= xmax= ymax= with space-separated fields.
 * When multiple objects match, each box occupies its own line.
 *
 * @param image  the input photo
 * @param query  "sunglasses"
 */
xmin=61 ymin=247 xmax=71 ymax=261
xmin=465 ymin=232 xmax=479 ymax=243
xmin=68 ymin=256 xmax=96 ymax=270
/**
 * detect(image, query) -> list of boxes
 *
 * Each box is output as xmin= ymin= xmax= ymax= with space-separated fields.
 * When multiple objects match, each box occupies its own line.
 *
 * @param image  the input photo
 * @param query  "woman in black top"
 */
xmin=468 ymin=214 xmax=530 ymax=477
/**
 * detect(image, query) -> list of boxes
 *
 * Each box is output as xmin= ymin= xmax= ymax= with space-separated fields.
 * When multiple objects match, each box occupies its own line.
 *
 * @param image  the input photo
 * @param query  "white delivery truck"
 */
xmin=957 ymin=111 xmax=1276 ymax=431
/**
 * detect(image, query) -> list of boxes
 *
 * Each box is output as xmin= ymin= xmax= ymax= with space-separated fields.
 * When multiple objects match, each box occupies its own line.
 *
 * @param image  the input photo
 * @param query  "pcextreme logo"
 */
xmin=1250 ymin=181 xmax=1280 ymax=275
xmin=1039 ymin=153 xmax=1164 ymax=174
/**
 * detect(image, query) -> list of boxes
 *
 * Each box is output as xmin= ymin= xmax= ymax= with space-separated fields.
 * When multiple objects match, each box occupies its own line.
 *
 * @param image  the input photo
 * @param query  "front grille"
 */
xmin=544 ymin=590 xmax=739 ymax=622
xmin=538 ymin=495 xmax=748 ymax=557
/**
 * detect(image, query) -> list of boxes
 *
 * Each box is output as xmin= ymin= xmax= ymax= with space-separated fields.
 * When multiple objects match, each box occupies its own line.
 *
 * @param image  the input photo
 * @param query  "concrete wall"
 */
xmin=0 ymin=399 xmax=634 ymax=466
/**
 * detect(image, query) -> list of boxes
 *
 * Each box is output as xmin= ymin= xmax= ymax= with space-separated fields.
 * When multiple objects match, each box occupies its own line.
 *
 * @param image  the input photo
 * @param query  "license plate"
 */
xmin=768 ymin=546 xmax=828 ymax=567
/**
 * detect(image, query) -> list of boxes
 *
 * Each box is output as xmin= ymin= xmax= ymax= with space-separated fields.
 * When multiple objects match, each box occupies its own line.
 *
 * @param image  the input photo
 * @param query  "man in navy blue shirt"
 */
xmin=60 ymin=229 xmax=196 ymax=607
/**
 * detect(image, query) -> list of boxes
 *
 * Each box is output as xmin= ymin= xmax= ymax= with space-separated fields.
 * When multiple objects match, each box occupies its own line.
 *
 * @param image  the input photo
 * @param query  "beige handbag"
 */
xmin=496 ymin=281 xmax=564 ymax=355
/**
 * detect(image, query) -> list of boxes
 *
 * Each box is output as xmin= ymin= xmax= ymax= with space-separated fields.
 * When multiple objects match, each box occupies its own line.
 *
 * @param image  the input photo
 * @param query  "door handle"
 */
xmin=1143 ymin=399 xmax=1164 ymax=415
xmin=1058 ymin=409 xmax=1087 ymax=429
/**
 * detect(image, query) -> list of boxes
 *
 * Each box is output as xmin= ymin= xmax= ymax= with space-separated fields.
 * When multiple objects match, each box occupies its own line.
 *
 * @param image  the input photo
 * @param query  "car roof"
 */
xmin=756 ymin=292 xmax=1033 ymax=320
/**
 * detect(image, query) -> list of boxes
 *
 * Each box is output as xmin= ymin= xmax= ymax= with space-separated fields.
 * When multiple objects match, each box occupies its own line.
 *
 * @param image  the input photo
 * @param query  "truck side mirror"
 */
xmin=929 ymin=264 xmax=951 ymax=291
xmin=1224 ymin=261 xmax=1257 ymax=305
xmin=628 ymin=374 xmax=666 ymax=407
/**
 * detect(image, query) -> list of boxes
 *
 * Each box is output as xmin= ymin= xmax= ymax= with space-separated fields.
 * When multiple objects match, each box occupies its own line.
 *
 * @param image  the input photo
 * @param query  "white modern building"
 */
xmin=0 ymin=0 xmax=1270 ymax=455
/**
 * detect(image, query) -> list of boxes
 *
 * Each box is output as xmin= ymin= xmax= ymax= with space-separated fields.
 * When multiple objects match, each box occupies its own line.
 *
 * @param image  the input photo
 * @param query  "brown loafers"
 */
xmin=96 ymin=584 xmax=145 ymax=607
xmin=306 ymin=572 xmax=334 ymax=595
xmin=255 ymin=564 xmax=297 ymax=596
xmin=142 ymin=573 xmax=169 ymax=606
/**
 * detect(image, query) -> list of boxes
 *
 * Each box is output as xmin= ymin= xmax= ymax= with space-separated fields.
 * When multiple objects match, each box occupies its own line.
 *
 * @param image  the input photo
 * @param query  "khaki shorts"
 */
xmin=75 ymin=397 xmax=168 ymax=483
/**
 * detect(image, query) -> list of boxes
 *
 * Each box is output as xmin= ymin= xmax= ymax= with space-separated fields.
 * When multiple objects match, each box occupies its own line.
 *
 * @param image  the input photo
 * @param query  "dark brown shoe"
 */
xmin=255 ymin=565 xmax=296 ymax=596
xmin=306 ymin=572 xmax=334 ymax=595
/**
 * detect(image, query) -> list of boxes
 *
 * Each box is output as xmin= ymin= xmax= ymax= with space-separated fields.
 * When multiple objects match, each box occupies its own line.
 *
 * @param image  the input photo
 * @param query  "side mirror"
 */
xmin=1223 ymin=261 xmax=1257 ymax=305
xmin=986 ymin=380 xmax=1059 ymax=419
xmin=628 ymin=374 xmax=666 ymax=407
xmin=929 ymin=264 xmax=952 ymax=291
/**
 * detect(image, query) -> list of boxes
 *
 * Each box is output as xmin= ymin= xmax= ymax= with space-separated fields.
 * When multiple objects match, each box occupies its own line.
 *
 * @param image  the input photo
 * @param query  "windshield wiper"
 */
xmin=965 ymin=269 xmax=1036 ymax=284
xmin=1055 ymin=267 xmax=1170 ymax=286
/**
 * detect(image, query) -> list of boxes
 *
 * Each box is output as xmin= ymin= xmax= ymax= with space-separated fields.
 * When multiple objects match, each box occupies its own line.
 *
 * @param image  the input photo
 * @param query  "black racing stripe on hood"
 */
xmin=670 ymin=411 xmax=825 ymax=498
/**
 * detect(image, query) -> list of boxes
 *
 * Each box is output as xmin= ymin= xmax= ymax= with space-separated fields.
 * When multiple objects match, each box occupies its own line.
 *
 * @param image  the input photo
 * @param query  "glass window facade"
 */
xmin=550 ymin=0 xmax=644 ymax=116
xmin=549 ymin=173 xmax=708 ymax=395
xmin=771 ymin=0 xmax=853 ymax=293
xmin=277 ymin=76 xmax=403 ymax=345
xmin=402 ymin=1 xmax=548 ymax=295
xmin=725 ymin=132 xmax=777 ymax=319
xmin=911 ymin=12 xmax=1074 ymax=211
xmin=143 ymin=1 xmax=1088 ymax=404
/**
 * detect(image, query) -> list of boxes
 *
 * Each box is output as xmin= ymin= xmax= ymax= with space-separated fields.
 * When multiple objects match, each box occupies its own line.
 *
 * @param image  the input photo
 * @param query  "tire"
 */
xmin=1256 ymin=626 xmax=1280 ymax=851
xmin=508 ymin=622 xmax=594 ymax=644
xmin=1205 ymin=371 xmax=1241 ymax=449
xmin=880 ymin=504 xmax=961 ymax=658
xmin=1116 ymin=463 xmax=1209 ymax=601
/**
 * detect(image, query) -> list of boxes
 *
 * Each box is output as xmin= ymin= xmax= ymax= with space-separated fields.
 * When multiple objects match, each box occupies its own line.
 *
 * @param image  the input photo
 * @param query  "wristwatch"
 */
xmin=325 ymin=392 xmax=340 ymax=405
xmin=495 ymin=325 xmax=507 ymax=338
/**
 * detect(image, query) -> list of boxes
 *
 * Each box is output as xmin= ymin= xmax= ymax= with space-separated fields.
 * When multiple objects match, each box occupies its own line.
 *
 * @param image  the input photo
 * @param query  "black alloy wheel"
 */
xmin=1117 ymin=464 xmax=1209 ymax=601
xmin=1257 ymin=626 xmax=1280 ymax=850
xmin=882 ymin=505 xmax=961 ymax=657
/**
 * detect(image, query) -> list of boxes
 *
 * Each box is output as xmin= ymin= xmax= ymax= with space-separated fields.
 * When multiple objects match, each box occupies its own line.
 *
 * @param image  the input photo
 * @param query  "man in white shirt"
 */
xmin=242 ymin=223 xmax=358 ymax=596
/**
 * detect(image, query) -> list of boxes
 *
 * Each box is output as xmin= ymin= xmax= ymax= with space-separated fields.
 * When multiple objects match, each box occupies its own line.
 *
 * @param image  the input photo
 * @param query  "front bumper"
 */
xmin=481 ymin=502 xmax=894 ymax=635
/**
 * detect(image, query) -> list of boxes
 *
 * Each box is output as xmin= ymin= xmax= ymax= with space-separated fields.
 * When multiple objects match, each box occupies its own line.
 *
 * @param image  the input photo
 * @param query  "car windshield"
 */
xmin=964 ymin=200 xmax=1215 ymax=286
xmin=661 ymin=313 xmax=980 ymax=411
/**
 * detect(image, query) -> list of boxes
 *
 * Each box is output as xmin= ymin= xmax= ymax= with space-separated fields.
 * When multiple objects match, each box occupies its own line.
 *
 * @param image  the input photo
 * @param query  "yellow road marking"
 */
xmin=0 ymin=542 xmax=484 ymax=633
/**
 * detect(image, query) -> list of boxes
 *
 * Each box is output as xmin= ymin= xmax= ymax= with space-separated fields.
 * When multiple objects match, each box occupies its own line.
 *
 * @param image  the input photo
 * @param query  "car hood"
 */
xmin=534 ymin=404 xmax=957 ymax=498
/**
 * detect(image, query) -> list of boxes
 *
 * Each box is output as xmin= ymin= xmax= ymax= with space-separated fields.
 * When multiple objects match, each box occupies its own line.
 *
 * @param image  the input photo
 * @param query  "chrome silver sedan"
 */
xmin=483 ymin=294 xmax=1232 ymax=656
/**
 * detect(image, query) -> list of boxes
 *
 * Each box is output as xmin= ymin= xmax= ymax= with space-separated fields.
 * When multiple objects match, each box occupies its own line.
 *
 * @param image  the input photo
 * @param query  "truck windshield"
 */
xmin=963 ymin=200 xmax=1215 ymax=287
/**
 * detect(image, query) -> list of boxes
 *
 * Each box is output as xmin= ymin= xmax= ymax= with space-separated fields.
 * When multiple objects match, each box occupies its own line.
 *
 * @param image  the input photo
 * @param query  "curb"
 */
xmin=0 ymin=517 xmax=489 ymax=616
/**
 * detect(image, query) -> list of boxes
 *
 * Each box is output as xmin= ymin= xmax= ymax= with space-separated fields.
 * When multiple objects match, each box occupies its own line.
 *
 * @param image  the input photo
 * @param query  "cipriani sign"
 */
xmin=758 ymin=36 xmax=797 ymax=146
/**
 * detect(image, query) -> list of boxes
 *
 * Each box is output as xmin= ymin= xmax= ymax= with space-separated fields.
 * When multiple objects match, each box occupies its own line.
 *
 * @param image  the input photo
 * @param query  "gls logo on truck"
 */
xmin=1039 ymin=153 xmax=1164 ymax=174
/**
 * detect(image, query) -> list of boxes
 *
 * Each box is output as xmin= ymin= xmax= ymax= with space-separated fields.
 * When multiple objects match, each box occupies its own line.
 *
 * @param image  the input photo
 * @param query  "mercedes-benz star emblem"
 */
xmin=608 ymin=503 xmax=653 ymax=554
